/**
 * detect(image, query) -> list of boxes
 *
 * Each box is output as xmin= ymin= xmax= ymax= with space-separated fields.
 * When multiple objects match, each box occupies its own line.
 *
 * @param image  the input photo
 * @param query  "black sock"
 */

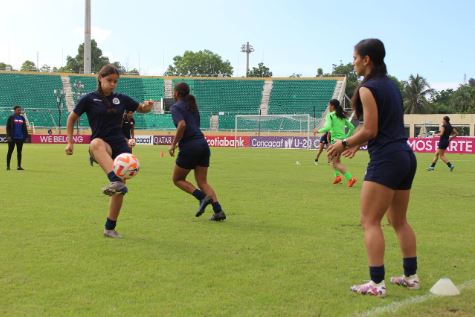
xmin=315 ymin=158 xmax=318 ymax=162
xmin=447 ymin=162 xmax=453 ymax=168
xmin=107 ymin=171 xmax=122 ymax=182
xmin=430 ymin=162 xmax=436 ymax=168
xmin=212 ymin=202 xmax=222 ymax=213
xmin=403 ymin=257 xmax=417 ymax=277
xmin=192 ymin=189 xmax=206 ymax=201
xmin=105 ymin=217 xmax=117 ymax=230
xmin=369 ymin=265 xmax=385 ymax=284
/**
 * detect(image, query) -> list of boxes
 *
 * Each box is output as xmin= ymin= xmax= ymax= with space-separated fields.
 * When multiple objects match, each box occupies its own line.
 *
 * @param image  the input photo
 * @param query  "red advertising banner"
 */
xmin=30 ymin=134 xmax=475 ymax=154
xmin=407 ymin=137 xmax=474 ymax=154
xmin=31 ymin=135 xmax=91 ymax=144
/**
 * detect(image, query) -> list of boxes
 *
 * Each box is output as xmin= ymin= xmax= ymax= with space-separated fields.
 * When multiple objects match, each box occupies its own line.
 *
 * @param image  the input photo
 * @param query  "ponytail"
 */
xmin=174 ymin=82 xmax=198 ymax=112
xmin=329 ymin=99 xmax=346 ymax=119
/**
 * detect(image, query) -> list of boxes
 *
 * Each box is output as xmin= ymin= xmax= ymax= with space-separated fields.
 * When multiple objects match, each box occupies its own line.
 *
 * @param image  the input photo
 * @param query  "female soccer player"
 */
xmin=65 ymin=64 xmax=153 ymax=238
xmin=317 ymin=99 xmax=356 ymax=186
xmin=328 ymin=39 xmax=418 ymax=297
xmin=427 ymin=116 xmax=458 ymax=171
xmin=312 ymin=131 xmax=330 ymax=165
xmin=168 ymin=82 xmax=226 ymax=221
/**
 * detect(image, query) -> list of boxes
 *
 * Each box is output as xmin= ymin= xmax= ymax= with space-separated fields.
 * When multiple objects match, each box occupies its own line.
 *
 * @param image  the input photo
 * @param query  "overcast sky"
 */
xmin=1 ymin=0 xmax=474 ymax=90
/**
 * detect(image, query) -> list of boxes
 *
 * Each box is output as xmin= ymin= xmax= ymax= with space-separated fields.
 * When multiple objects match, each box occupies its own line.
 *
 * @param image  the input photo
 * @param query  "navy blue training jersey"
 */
xmin=13 ymin=115 xmax=26 ymax=140
xmin=122 ymin=116 xmax=135 ymax=139
xmin=363 ymin=77 xmax=410 ymax=157
xmin=74 ymin=92 xmax=139 ymax=142
xmin=170 ymin=100 xmax=205 ymax=147
xmin=440 ymin=124 xmax=453 ymax=142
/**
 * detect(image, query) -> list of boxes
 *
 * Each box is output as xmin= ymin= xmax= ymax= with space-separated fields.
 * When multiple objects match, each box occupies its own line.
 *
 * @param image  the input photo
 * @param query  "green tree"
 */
xmin=248 ymin=62 xmax=272 ymax=77
xmin=0 ymin=62 xmax=13 ymax=71
xmin=165 ymin=50 xmax=233 ymax=77
xmin=125 ymin=68 xmax=140 ymax=75
xmin=448 ymin=84 xmax=475 ymax=113
xmin=59 ymin=39 xmax=111 ymax=73
xmin=331 ymin=62 xmax=358 ymax=97
xmin=316 ymin=68 xmax=323 ymax=76
xmin=40 ymin=64 xmax=51 ymax=72
xmin=402 ymin=74 xmax=434 ymax=114
xmin=20 ymin=60 xmax=37 ymax=72
xmin=430 ymin=89 xmax=455 ymax=113
xmin=289 ymin=73 xmax=302 ymax=78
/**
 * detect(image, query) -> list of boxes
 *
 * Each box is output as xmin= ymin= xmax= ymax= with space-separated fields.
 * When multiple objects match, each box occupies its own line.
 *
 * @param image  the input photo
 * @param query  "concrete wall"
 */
xmin=404 ymin=114 xmax=475 ymax=137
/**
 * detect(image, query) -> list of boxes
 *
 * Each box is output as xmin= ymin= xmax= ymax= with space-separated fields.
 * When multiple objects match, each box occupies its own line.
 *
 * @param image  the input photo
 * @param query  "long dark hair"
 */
xmin=97 ymin=64 xmax=120 ymax=114
xmin=329 ymin=99 xmax=346 ymax=119
xmin=351 ymin=39 xmax=388 ymax=118
xmin=174 ymin=82 xmax=198 ymax=112
xmin=443 ymin=116 xmax=452 ymax=128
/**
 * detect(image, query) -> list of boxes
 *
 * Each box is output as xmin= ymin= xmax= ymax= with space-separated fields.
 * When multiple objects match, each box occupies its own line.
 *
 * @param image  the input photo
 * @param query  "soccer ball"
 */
xmin=113 ymin=153 xmax=140 ymax=179
xmin=128 ymin=138 xmax=136 ymax=147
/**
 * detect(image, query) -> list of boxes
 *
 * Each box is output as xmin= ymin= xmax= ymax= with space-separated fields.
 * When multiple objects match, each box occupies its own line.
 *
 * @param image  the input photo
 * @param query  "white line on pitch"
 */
xmin=352 ymin=279 xmax=475 ymax=317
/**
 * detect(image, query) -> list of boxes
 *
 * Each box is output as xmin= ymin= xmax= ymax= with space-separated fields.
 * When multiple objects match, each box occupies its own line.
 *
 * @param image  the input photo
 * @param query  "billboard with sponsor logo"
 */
xmin=31 ymin=135 xmax=91 ymax=144
xmin=153 ymin=135 xmax=250 ymax=147
xmin=134 ymin=135 xmax=154 ymax=146
xmin=250 ymin=136 xmax=317 ymax=149
xmin=27 ymin=134 xmax=475 ymax=154
xmin=407 ymin=137 xmax=474 ymax=154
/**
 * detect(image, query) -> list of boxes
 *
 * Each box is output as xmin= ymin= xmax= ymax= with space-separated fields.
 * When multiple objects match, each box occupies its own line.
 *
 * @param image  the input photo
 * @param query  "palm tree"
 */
xmin=402 ymin=74 xmax=434 ymax=114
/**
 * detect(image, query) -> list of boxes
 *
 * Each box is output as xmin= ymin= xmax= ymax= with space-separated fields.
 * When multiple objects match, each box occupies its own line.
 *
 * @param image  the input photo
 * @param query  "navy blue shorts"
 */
xmin=319 ymin=134 xmax=329 ymax=145
xmin=176 ymin=141 xmax=210 ymax=169
xmin=364 ymin=150 xmax=417 ymax=190
xmin=438 ymin=139 xmax=449 ymax=150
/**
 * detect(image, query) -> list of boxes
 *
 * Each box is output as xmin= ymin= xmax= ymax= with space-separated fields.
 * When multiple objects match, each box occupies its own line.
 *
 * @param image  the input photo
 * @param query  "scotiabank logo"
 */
xmin=134 ymin=135 xmax=153 ymax=145
xmin=205 ymin=136 xmax=250 ymax=147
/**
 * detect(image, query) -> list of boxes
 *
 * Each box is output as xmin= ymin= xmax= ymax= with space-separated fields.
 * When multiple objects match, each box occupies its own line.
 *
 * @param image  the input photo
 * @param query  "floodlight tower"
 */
xmin=241 ymin=42 xmax=254 ymax=77
xmin=84 ymin=0 xmax=92 ymax=74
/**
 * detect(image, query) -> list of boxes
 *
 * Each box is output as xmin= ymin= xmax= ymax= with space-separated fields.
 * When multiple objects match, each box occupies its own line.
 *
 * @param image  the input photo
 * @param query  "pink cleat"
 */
xmin=350 ymin=280 xmax=387 ymax=297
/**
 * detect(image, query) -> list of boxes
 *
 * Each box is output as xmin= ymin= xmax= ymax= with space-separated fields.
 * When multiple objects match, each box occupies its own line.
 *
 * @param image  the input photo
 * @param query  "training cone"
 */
xmin=430 ymin=278 xmax=460 ymax=296
xmin=160 ymin=151 xmax=164 ymax=158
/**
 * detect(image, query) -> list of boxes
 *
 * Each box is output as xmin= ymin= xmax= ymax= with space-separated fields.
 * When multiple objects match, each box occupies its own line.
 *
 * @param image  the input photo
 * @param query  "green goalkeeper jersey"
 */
xmin=318 ymin=111 xmax=354 ymax=143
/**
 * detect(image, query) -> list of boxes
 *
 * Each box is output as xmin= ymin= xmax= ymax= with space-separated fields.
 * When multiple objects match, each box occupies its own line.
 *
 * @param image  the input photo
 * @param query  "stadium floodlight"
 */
xmin=53 ymin=89 xmax=65 ymax=134
xmin=73 ymin=80 xmax=85 ymax=134
xmin=241 ymin=42 xmax=254 ymax=77
xmin=84 ymin=0 xmax=92 ymax=74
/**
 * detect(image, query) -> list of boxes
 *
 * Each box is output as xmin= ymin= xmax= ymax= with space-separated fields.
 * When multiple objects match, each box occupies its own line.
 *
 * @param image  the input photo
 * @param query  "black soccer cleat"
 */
xmin=210 ymin=211 xmax=226 ymax=221
xmin=195 ymin=195 xmax=213 ymax=217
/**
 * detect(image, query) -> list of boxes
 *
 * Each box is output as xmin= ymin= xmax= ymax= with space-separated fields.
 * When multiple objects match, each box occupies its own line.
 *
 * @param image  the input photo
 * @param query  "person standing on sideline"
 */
xmin=122 ymin=110 xmax=136 ymax=141
xmin=427 ymin=116 xmax=458 ymax=171
xmin=6 ymin=105 xmax=29 ymax=170
xmin=316 ymin=99 xmax=356 ymax=186
xmin=168 ymin=82 xmax=226 ymax=221
xmin=328 ymin=39 xmax=419 ymax=297
xmin=65 ymin=64 xmax=153 ymax=238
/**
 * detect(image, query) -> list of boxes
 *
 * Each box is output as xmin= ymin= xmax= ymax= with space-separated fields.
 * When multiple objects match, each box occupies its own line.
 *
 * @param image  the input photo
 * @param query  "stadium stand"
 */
xmin=0 ymin=72 xmax=340 ymax=131
xmin=268 ymin=79 xmax=336 ymax=116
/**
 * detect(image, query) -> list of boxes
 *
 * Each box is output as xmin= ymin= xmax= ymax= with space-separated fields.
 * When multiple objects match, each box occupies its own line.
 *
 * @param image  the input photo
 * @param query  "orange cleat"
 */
xmin=332 ymin=176 xmax=342 ymax=184
xmin=348 ymin=177 xmax=357 ymax=187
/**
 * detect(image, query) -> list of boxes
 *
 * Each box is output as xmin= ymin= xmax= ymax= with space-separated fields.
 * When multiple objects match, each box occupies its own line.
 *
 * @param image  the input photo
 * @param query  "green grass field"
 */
xmin=1 ymin=144 xmax=474 ymax=317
